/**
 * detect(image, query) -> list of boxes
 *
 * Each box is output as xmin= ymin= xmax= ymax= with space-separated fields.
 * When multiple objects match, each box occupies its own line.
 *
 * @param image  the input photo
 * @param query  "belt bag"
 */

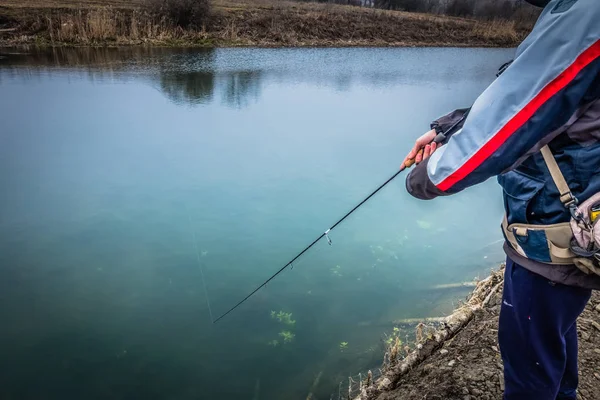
xmin=502 ymin=145 xmax=600 ymax=275
xmin=502 ymin=218 xmax=575 ymax=264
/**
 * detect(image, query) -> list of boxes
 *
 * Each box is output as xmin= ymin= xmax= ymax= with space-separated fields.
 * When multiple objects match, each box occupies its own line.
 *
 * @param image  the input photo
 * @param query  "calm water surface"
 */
xmin=0 ymin=47 xmax=511 ymax=400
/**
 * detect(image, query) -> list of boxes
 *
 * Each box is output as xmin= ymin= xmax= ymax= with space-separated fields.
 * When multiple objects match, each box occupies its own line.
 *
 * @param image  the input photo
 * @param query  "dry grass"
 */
xmin=0 ymin=0 xmax=532 ymax=47
xmin=1 ymin=6 xmax=200 ymax=45
xmin=209 ymin=3 xmax=527 ymax=47
xmin=472 ymin=19 xmax=519 ymax=43
xmin=43 ymin=8 xmax=180 ymax=44
xmin=0 ymin=0 xmax=144 ymax=8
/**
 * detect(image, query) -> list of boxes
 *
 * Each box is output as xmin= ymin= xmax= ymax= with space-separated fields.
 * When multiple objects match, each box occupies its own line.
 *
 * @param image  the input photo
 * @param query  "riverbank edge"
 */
xmin=355 ymin=265 xmax=600 ymax=400
xmin=0 ymin=39 xmax=510 ymax=49
xmin=0 ymin=2 xmax=531 ymax=48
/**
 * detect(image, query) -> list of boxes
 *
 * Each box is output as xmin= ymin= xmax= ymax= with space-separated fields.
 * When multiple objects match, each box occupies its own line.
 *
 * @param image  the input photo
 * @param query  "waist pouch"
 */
xmin=502 ymin=218 xmax=575 ymax=264
xmin=502 ymin=145 xmax=600 ymax=275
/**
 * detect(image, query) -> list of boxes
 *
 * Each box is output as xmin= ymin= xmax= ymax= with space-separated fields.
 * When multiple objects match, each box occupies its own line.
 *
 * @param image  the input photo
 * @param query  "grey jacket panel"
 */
xmin=566 ymin=99 xmax=600 ymax=145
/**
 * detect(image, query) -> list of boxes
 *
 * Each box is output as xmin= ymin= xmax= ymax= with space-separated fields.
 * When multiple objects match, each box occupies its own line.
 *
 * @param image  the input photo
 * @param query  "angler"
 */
xmin=403 ymin=1 xmax=600 ymax=399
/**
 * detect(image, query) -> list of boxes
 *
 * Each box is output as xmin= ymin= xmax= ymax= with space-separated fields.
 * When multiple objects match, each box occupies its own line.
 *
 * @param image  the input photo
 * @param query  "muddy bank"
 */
xmin=357 ymin=267 xmax=600 ymax=400
xmin=0 ymin=0 xmax=532 ymax=47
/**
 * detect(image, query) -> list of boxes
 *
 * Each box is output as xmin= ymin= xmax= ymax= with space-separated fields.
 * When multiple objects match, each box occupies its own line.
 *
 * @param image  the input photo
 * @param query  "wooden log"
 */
xmin=382 ymin=275 xmax=502 ymax=392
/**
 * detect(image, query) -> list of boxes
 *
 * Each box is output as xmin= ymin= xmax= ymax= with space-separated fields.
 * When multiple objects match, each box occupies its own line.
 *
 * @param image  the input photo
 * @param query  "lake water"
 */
xmin=0 ymin=47 xmax=511 ymax=400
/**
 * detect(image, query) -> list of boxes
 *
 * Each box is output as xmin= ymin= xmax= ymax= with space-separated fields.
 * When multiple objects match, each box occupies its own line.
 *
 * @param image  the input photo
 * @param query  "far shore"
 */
xmin=0 ymin=0 xmax=532 ymax=48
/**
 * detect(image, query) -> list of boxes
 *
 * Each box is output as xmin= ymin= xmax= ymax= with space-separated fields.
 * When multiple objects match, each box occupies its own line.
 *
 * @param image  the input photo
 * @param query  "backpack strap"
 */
xmin=540 ymin=145 xmax=578 ymax=208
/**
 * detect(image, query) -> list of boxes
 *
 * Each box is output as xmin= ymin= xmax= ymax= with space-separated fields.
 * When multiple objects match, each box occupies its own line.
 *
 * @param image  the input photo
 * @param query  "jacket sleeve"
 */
xmin=430 ymin=108 xmax=469 ymax=137
xmin=407 ymin=0 xmax=600 ymax=200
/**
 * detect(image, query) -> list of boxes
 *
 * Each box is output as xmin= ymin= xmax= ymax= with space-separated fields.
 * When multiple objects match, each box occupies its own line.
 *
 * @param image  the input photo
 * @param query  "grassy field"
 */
xmin=0 ymin=0 xmax=533 ymax=47
xmin=0 ymin=0 xmax=144 ymax=7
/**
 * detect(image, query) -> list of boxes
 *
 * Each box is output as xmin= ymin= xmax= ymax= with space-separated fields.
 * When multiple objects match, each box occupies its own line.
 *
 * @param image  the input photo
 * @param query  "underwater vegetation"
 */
xmin=396 ymin=231 xmax=410 ymax=247
xmin=386 ymin=327 xmax=401 ymax=346
xmin=330 ymin=265 xmax=342 ymax=277
xmin=416 ymin=220 xmax=432 ymax=230
xmin=270 ymin=310 xmax=296 ymax=326
xmin=268 ymin=311 xmax=297 ymax=346
xmin=279 ymin=330 xmax=295 ymax=344
xmin=386 ymin=327 xmax=405 ymax=364
xmin=369 ymin=239 xmax=404 ymax=267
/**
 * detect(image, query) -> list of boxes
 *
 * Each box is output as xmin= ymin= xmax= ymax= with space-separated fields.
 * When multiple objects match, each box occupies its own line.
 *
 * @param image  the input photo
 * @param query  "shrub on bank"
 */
xmin=147 ymin=0 xmax=211 ymax=28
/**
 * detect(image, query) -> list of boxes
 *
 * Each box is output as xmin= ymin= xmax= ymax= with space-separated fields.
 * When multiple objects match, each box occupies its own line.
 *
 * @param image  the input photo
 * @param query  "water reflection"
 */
xmin=157 ymin=69 xmax=263 ymax=108
xmin=0 ymin=46 xmax=511 ymax=109
xmin=0 ymin=47 xmax=265 ymax=109
xmin=222 ymin=70 xmax=262 ymax=108
xmin=159 ymin=71 xmax=216 ymax=105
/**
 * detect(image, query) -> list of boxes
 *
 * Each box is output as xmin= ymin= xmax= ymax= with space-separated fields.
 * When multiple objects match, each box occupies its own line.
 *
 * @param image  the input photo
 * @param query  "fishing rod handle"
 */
xmin=404 ymin=131 xmax=447 ymax=169
xmin=404 ymin=149 xmax=423 ymax=168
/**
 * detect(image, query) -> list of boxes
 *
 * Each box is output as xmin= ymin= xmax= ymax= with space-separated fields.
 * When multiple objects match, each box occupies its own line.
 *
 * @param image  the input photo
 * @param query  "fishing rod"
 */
xmin=212 ymin=118 xmax=466 ymax=324
xmin=213 ymin=168 xmax=403 ymax=323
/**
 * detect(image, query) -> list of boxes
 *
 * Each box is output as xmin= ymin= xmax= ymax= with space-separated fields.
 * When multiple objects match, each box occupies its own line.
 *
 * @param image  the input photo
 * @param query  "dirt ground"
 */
xmin=374 ymin=289 xmax=600 ymax=400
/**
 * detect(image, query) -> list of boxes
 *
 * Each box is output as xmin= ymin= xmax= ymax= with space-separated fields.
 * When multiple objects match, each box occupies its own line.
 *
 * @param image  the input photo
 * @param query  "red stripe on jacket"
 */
xmin=436 ymin=40 xmax=600 ymax=192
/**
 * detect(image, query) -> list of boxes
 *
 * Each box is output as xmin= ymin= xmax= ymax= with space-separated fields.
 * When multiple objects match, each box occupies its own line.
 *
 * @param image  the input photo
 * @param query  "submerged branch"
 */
xmin=428 ymin=281 xmax=478 ymax=290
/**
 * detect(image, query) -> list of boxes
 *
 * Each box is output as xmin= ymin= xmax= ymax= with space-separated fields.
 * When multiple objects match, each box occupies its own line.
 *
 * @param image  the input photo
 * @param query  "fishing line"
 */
xmin=212 ymin=168 xmax=405 ymax=323
xmin=187 ymin=208 xmax=215 ymax=323
xmin=288 ymin=233 xmax=328 ymax=271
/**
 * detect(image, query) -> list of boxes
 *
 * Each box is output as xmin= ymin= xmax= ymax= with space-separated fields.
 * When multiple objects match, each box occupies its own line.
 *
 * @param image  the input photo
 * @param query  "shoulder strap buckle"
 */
xmin=562 ymin=193 xmax=579 ymax=208
xmin=540 ymin=145 xmax=578 ymax=210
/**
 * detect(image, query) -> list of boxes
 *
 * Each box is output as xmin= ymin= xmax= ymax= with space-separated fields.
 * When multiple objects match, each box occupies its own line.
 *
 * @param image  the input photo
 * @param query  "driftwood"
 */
xmin=354 ymin=266 xmax=505 ymax=400
xmin=428 ymin=281 xmax=478 ymax=290
xmin=390 ymin=316 xmax=447 ymax=326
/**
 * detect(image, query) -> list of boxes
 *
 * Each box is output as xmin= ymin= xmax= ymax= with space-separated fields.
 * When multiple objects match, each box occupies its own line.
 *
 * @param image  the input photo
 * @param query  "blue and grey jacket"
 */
xmin=406 ymin=0 xmax=600 ymax=289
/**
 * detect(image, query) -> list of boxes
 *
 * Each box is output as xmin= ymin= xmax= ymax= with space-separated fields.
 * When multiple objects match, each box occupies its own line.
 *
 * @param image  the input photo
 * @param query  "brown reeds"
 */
xmin=40 ymin=8 xmax=180 ymax=44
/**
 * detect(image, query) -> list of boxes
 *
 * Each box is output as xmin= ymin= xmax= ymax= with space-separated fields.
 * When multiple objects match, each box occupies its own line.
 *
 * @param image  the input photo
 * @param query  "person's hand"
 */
xmin=401 ymin=129 xmax=438 ymax=170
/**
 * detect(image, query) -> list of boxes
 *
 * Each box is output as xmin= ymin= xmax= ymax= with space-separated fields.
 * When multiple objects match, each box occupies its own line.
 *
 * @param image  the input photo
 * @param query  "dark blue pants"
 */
xmin=499 ymin=258 xmax=591 ymax=400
